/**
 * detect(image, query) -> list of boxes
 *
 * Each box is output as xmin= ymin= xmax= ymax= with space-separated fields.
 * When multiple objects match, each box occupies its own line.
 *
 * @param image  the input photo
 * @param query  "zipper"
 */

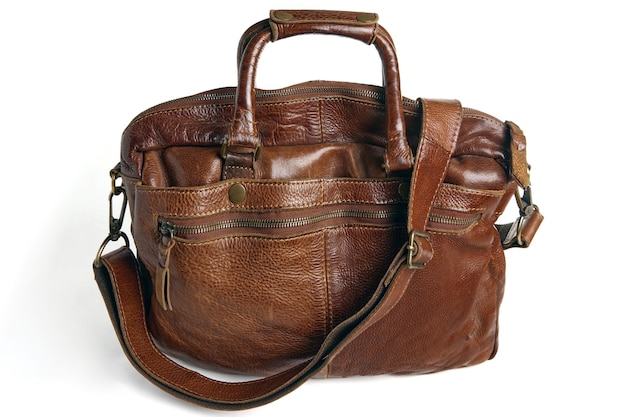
xmin=158 ymin=209 xmax=482 ymax=240
xmin=129 ymin=85 xmax=418 ymax=126
xmin=428 ymin=212 xmax=482 ymax=227
xmin=159 ymin=208 xmax=405 ymax=238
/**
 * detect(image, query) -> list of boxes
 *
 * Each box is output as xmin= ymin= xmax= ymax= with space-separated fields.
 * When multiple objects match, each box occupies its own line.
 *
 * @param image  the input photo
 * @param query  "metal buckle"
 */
xmin=407 ymin=230 xmax=430 ymax=269
xmin=94 ymin=166 xmax=129 ymax=267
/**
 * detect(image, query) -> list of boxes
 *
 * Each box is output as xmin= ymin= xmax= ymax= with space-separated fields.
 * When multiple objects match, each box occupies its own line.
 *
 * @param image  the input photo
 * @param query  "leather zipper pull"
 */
xmin=155 ymin=222 xmax=175 ymax=310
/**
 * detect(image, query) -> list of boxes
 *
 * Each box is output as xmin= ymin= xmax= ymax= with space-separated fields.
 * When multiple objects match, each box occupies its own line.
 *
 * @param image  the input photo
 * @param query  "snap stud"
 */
xmin=398 ymin=182 xmax=410 ymax=200
xmin=228 ymin=183 xmax=247 ymax=204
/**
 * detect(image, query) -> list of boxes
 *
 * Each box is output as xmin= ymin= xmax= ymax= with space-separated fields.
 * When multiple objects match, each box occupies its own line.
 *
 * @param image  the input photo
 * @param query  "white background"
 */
xmin=2 ymin=0 xmax=624 ymax=415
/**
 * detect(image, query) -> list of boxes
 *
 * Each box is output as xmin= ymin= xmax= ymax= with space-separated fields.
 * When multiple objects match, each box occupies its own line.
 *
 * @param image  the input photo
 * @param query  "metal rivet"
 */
xmin=356 ymin=13 xmax=377 ymax=23
xmin=274 ymin=11 xmax=294 ymax=21
xmin=228 ymin=183 xmax=246 ymax=204
xmin=398 ymin=182 xmax=410 ymax=200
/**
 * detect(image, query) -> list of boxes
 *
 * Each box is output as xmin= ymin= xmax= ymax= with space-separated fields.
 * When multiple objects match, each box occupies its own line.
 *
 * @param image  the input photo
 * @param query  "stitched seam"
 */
xmin=439 ymin=183 xmax=506 ymax=196
xmin=424 ymin=103 xmax=462 ymax=227
xmin=137 ymin=178 xmax=402 ymax=191
xmin=462 ymin=114 xmax=504 ymax=127
xmin=323 ymin=229 xmax=332 ymax=336
xmin=136 ymin=185 xmax=500 ymax=217
xmin=149 ymin=198 xmax=405 ymax=219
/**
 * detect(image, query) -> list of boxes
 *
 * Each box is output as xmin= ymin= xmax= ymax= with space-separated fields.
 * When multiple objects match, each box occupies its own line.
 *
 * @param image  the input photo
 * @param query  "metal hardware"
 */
xmin=228 ymin=183 xmax=247 ymax=204
xmin=273 ymin=11 xmax=294 ymax=21
xmin=356 ymin=13 xmax=377 ymax=23
xmin=514 ymin=185 xmax=539 ymax=246
xmin=407 ymin=230 xmax=430 ymax=269
xmin=398 ymin=182 xmax=410 ymax=200
xmin=94 ymin=166 xmax=129 ymax=267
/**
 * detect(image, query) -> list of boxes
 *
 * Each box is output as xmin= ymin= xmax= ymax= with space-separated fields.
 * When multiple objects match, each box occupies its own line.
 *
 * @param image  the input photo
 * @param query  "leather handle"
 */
xmin=223 ymin=10 xmax=414 ymax=179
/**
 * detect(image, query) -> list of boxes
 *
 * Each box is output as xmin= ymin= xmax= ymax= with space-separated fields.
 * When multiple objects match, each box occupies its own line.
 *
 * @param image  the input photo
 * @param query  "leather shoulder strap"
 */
xmin=94 ymin=244 xmax=409 ymax=410
xmin=406 ymin=99 xmax=462 ymax=268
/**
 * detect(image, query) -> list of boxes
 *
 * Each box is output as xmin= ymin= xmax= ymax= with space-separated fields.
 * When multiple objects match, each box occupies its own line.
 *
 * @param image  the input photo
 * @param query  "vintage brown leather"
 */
xmin=93 ymin=10 xmax=542 ymax=410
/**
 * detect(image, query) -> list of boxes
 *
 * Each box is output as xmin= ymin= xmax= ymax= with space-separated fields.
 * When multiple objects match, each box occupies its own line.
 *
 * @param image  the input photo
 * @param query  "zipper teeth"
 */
xmin=429 ymin=213 xmax=482 ymax=226
xmin=161 ymin=210 xmax=481 ymax=237
xmin=131 ymin=86 xmax=416 ymax=124
xmin=164 ymin=209 xmax=403 ymax=236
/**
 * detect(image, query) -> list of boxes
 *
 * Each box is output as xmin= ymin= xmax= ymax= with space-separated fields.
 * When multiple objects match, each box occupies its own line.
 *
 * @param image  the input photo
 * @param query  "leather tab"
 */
xmin=269 ymin=10 xmax=379 ymax=44
xmin=499 ymin=206 xmax=544 ymax=249
xmin=407 ymin=231 xmax=433 ymax=269
xmin=506 ymin=121 xmax=531 ymax=188
xmin=155 ymin=236 xmax=174 ymax=310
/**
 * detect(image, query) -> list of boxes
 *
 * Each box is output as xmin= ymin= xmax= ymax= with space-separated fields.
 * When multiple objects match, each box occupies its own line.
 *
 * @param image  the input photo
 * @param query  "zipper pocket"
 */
xmin=159 ymin=207 xmax=407 ymax=240
xmin=153 ymin=207 xmax=481 ymax=311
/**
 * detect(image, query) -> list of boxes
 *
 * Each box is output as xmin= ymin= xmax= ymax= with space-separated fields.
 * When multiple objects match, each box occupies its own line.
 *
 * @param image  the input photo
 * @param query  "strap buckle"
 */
xmin=407 ymin=230 xmax=433 ymax=269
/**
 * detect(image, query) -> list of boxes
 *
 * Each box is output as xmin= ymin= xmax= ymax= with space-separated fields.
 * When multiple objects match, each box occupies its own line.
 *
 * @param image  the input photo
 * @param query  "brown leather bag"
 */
xmin=93 ymin=10 xmax=543 ymax=410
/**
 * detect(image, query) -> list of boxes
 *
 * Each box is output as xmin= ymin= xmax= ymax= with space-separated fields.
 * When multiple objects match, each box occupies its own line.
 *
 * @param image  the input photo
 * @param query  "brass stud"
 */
xmin=274 ymin=11 xmax=294 ymax=21
xmin=398 ymin=182 xmax=410 ymax=200
xmin=356 ymin=13 xmax=377 ymax=23
xmin=228 ymin=183 xmax=247 ymax=204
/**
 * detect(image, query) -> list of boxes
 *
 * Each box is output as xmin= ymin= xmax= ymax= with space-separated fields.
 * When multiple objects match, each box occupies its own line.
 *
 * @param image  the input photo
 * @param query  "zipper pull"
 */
xmin=155 ymin=221 xmax=175 ymax=310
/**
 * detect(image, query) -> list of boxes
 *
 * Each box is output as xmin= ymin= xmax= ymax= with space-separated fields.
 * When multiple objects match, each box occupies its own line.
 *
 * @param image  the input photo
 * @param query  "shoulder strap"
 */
xmin=406 ymin=99 xmax=462 ymax=267
xmin=92 ymin=99 xmax=463 ymax=410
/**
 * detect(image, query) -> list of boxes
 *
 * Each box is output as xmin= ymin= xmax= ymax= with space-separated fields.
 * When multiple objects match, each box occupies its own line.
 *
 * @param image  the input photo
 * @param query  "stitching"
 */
xmin=323 ymin=229 xmax=332 ymax=335
xmin=463 ymin=114 xmax=505 ymax=127
xmin=137 ymin=179 xmax=401 ymax=192
xmin=135 ymin=181 xmax=502 ymax=217
xmin=425 ymin=103 xmax=462 ymax=225
xmin=439 ymin=183 xmax=506 ymax=196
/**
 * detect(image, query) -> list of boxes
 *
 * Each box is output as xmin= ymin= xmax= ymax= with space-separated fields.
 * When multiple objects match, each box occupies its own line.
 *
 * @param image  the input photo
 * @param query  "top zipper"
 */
xmin=129 ymin=84 xmax=419 ymax=127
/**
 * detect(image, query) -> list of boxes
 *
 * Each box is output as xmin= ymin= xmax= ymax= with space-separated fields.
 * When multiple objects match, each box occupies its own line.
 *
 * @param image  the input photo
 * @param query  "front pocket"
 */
xmin=149 ymin=220 xmax=408 ymax=376
xmin=149 ymin=230 xmax=329 ymax=375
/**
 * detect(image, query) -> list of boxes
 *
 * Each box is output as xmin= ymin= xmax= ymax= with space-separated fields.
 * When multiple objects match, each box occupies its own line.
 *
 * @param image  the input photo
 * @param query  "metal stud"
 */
xmin=356 ymin=13 xmax=377 ymax=23
xmin=228 ymin=183 xmax=247 ymax=204
xmin=274 ymin=11 xmax=294 ymax=21
xmin=398 ymin=182 xmax=410 ymax=200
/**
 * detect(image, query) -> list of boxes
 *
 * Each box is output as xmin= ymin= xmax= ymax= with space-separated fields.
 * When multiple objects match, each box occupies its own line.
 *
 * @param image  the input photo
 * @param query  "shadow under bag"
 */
xmin=93 ymin=10 xmax=543 ymax=410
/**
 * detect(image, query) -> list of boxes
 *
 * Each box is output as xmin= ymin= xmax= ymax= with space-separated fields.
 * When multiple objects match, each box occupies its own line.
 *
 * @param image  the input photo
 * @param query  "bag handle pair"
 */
xmin=221 ymin=10 xmax=415 ymax=179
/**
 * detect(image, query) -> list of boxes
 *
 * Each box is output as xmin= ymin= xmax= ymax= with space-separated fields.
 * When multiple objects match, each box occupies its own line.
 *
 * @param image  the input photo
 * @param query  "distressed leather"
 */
xmin=96 ymin=9 xmax=541 ymax=409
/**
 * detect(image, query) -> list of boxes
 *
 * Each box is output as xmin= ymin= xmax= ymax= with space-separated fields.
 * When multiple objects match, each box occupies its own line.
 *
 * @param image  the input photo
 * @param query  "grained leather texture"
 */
xmin=115 ymin=10 xmax=527 ymax=379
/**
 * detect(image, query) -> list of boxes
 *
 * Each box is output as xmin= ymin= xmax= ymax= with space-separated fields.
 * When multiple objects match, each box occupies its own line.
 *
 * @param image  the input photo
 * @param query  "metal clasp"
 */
xmin=500 ymin=185 xmax=543 ymax=249
xmin=94 ymin=166 xmax=129 ymax=267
